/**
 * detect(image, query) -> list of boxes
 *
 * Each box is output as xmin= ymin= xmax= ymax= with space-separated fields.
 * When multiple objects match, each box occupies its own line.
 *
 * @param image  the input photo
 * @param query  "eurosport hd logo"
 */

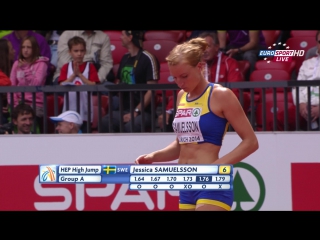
xmin=259 ymin=42 xmax=305 ymax=63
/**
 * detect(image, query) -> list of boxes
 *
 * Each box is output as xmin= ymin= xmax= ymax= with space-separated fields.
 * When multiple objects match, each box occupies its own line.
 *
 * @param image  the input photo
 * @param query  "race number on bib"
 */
xmin=172 ymin=108 xmax=204 ymax=143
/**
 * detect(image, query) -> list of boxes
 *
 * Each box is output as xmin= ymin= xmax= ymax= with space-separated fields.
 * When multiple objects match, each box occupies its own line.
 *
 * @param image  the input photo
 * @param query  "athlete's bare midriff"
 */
xmin=178 ymin=143 xmax=221 ymax=164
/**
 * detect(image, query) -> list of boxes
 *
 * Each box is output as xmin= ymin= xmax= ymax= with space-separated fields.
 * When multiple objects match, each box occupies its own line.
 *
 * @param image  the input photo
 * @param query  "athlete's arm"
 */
xmin=145 ymin=90 xmax=185 ymax=162
xmin=149 ymin=138 xmax=180 ymax=162
xmin=212 ymin=87 xmax=258 ymax=165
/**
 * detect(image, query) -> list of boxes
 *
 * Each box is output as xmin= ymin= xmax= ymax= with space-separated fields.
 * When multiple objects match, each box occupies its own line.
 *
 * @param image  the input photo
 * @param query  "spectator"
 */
xmin=0 ymin=39 xmax=15 ymax=77
xmin=291 ymin=31 xmax=320 ymax=130
xmin=3 ymin=30 xmax=51 ymax=62
xmin=304 ymin=31 xmax=320 ymax=60
xmin=0 ymin=39 xmax=15 ymax=124
xmin=217 ymin=30 xmax=267 ymax=79
xmin=58 ymin=36 xmax=100 ymax=133
xmin=306 ymin=46 xmax=317 ymax=59
xmin=187 ymin=30 xmax=216 ymax=40
xmin=53 ymin=30 xmax=113 ymax=84
xmin=11 ymin=103 xmax=36 ymax=134
xmin=100 ymin=30 xmax=160 ymax=133
xmin=200 ymin=32 xmax=244 ymax=83
xmin=50 ymin=110 xmax=83 ymax=134
xmin=0 ymin=30 xmax=12 ymax=39
xmin=8 ymin=36 xmax=49 ymax=133
xmin=35 ymin=30 xmax=65 ymax=68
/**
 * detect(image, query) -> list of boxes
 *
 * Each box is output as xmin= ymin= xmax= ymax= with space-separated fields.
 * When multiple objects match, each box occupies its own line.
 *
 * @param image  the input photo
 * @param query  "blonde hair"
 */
xmin=166 ymin=37 xmax=208 ymax=67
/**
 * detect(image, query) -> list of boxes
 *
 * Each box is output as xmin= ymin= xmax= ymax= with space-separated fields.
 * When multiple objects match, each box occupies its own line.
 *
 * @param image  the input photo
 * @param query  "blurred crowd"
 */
xmin=0 ymin=30 xmax=319 ymax=134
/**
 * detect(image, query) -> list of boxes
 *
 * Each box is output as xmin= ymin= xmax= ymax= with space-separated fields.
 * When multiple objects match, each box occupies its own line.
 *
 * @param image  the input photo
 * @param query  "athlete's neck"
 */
xmin=188 ymin=78 xmax=209 ymax=100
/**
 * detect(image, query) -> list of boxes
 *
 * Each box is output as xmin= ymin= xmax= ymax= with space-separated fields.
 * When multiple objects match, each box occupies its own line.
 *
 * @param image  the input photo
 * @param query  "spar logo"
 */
xmin=258 ymin=42 xmax=304 ymax=63
xmin=191 ymin=108 xmax=201 ymax=117
xmin=231 ymin=162 xmax=265 ymax=211
xmin=175 ymin=108 xmax=202 ymax=118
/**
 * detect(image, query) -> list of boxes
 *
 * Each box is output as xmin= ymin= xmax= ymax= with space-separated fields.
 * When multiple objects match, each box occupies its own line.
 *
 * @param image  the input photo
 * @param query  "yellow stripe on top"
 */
xmin=172 ymin=83 xmax=228 ymax=146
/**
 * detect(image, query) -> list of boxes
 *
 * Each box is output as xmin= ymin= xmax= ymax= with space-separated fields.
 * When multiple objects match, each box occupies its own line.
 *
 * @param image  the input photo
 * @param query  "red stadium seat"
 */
xmin=255 ymin=92 xmax=295 ymax=131
xmin=92 ymin=95 xmax=109 ymax=112
xmin=237 ymin=60 xmax=250 ymax=77
xmin=172 ymin=30 xmax=187 ymax=42
xmin=262 ymin=30 xmax=281 ymax=48
xmin=255 ymin=60 xmax=296 ymax=75
xmin=143 ymin=40 xmax=177 ymax=63
xmin=285 ymin=37 xmax=316 ymax=74
xmin=290 ymin=30 xmax=318 ymax=38
xmin=91 ymin=106 xmax=106 ymax=133
xmin=91 ymin=96 xmax=108 ymax=133
xmin=103 ymin=31 xmax=122 ymax=41
xmin=186 ymin=31 xmax=192 ymax=39
xmin=110 ymin=40 xmax=128 ymax=65
xmin=144 ymin=31 xmax=183 ymax=43
xmin=250 ymin=69 xmax=291 ymax=83
xmin=156 ymin=63 xmax=176 ymax=98
xmin=250 ymin=69 xmax=291 ymax=104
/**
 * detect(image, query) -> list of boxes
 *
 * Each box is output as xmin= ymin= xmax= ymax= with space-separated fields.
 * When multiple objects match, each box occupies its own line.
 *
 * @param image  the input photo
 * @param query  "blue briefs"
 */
xmin=179 ymin=190 xmax=233 ymax=210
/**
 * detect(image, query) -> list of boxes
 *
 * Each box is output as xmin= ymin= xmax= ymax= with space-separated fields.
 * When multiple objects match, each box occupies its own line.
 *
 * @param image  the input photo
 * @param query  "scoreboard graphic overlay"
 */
xmin=39 ymin=165 xmax=233 ymax=191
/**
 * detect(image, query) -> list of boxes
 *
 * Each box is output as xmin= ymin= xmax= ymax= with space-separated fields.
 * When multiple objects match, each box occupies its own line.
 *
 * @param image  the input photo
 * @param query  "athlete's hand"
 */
xmin=135 ymin=154 xmax=153 ymax=164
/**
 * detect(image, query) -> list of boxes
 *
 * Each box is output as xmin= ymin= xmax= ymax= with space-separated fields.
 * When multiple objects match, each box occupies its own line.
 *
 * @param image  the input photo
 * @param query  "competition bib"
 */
xmin=172 ymin=107 xmax=204 ymax=143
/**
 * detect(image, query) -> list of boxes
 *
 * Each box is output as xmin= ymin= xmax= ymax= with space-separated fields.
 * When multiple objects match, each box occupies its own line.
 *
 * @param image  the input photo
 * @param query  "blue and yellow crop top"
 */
xmin=172 ymin=83 xmax=229 ymax=146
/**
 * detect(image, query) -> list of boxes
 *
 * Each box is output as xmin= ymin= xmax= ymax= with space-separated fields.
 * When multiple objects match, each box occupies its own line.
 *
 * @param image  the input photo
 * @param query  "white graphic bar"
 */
xmin=129 ymin=183 xmax=231 ymax=190
xmin=58 ymin=175 xmax=101 ymax=183
xmin=130 ymin=165 xmax=219 ymax=174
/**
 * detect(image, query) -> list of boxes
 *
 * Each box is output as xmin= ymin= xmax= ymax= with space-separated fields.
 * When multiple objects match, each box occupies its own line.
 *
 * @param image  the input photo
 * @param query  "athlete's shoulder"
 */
xmin=212 ymin=84 xmax=234 ymax=99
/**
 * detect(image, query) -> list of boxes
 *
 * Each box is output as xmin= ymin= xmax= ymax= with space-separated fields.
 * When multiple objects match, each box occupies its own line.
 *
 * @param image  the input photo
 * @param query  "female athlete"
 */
xmin=135 ymin=37 xmax=258 ymax=211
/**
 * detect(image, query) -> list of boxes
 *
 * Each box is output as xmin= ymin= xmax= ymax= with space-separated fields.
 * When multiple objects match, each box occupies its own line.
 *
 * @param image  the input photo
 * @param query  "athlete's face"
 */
xmin=169 ymin=62 xmax=204 ymax=92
